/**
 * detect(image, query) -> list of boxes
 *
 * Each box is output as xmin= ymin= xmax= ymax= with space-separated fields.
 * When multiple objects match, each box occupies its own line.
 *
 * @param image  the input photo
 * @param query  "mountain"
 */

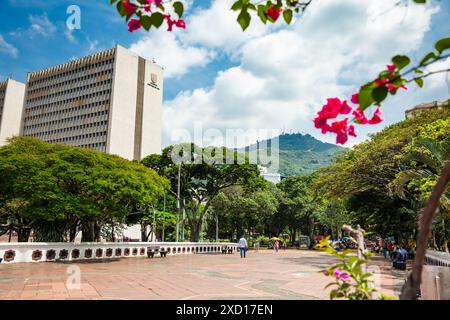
xmin=243 ymin=133 xmax=344 ymax=177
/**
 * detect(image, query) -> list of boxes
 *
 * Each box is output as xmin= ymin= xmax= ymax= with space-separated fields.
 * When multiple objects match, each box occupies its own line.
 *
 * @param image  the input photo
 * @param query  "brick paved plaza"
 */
xmin=0 ymin=249 xmax=406 ymax=300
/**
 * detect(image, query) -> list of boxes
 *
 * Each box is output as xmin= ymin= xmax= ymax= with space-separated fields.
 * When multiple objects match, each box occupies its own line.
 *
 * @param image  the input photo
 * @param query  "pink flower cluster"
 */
xmin=314 ymin=96 xmax=383 ymax=145
xmin=333 ymin=268 xmax=350 ymax=280
xmin=124 ymin=0 xmax=186 ymax=32
xmin=375 ymin=64 xmax=408 ymax=92
xmin=313 ymin=64 xmax=409 ymax=145
xmin=324 ymin=267 xmax=350 ymax=280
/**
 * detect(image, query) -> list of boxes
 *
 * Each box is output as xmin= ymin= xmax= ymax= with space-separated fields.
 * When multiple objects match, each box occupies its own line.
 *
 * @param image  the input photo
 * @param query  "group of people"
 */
xmin=373 ymin=238 xmax=415 ymax=261
xmin=237 ymin=237 xmax=288 ymax=258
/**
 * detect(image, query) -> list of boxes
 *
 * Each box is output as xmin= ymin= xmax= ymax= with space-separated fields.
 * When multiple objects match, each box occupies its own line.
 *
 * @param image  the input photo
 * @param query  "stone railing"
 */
xmin=425 ymin=250 xmax=450 ymax=268
xmin=0 ymin=242 xmax=238 ymax=264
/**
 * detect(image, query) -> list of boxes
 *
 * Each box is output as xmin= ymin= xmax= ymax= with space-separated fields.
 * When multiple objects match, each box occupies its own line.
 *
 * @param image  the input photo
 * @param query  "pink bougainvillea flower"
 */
xmin=127 ymin=18 xmax=142 ymax=32
xmin=352 ymin=107 xmax=369 ymax=125
xmin=348 ymin=125 xmax=357 ymax=137
xmin=333 ymin=268 xmax=343 ymax=277
xmin=368 ymin=107 xmax=383 ymax=125
xmin=387 ymin=64 xmax=396 ymax=72
xmin=145 ymin=0 xmax=162 ymax=5
xmin=340 ymin=100 xmax=352 ymax=115
xmin=330 ymin=118 xmax=351 ymax=145
xmin=267 ymin=5 xmax=282 ymax=21
xmin=340 ymin=273 xmax=350 ymax=280
xmin=164 ymin=14 xmax=176 ymax=31
xmin=351 ymin=93 xmax=359 ymax=105
xmin=313 ymin=116 xmax=331 ymax=134
xmin=123 ymin=1 xmax=137 ymax=15
xmin=176 ymin=19 xmax=186 ymax=29
xmin=144 ymin=4 xmax=151 ymax=12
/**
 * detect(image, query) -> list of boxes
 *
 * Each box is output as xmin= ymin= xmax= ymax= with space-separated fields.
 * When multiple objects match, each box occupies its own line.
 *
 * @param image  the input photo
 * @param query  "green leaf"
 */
xmin=150 ymin=12 xmax=164 ymax=28
xmin=392 ymin=55 xmax=411 ymax=70
xmin=237 ymin=10 xmax=251 ymax=31
xmin=358 ymin=83 xmax=376 ymax=111
xmin=116 ymin=1 xmax=126 ymax=17
xmin=435 ymin=37 xmax=450 ymax=54
xmin=173 ymin=1 xmax=184 ymax=18
xmin=413 ymin=0 xmax=426 ymax=3
xmin=257 ymin=5 xmax=267 ymax=24
xmin=231 ymin=0 xmax=242 ymax=11
xmin=140 ymin=16 xmax=152 ymax=30
xmin=414 ymin=78 xmax=424 ymax=88
xmin=283 ymin=9 xmax=293 ymax=24
xmin=372 ymin=85 xmax=388 ymax=104
xmin=420 ymin=52 xmax=438 ymax=66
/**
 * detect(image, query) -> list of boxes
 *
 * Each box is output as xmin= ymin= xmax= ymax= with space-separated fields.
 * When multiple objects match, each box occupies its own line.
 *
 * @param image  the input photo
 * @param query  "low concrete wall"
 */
xmin=422 ymin=250 xmax=450 ymax=300
xmin=0 ymin=242 xmax=238 ymax=264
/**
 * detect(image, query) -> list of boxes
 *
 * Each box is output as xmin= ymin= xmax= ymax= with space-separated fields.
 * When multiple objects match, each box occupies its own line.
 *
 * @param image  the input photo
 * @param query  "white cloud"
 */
xmin=183 ymin=0 xmax=269 ymax=54
xmin=163 ymin=0 xmax=441 ymax=147
xmin=64 ymin=28 xmax=76 ymax=43
xmin=0 ymin=35 xmax=18 ymax=58
xmin=28 ymin=13 xmax=57 ymax=37
xmin=130 ymin=31 xmax=216 ymax=79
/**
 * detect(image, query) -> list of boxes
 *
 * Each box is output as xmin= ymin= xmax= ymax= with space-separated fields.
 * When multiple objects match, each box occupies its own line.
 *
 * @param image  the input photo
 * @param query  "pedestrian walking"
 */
xmin=274 ymin=240 xmax=279 ymax=252
xmin=238 ymin=236 xmax=248 ymax=258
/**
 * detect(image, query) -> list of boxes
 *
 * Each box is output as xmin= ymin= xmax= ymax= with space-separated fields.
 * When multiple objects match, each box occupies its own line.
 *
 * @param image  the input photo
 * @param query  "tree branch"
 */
xmin=400 ymin=160 xmax=450 ymax=300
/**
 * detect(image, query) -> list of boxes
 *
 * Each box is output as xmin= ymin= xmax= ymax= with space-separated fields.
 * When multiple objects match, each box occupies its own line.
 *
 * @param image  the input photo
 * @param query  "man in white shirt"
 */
xmin=238 ymin=237 xmax=248 ymax=258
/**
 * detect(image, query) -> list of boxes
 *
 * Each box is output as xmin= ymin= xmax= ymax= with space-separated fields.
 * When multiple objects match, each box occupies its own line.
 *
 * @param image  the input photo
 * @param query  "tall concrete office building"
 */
xmin=0 ymin=79 xmax=26 ymax=146
xmin=20 ymin=45 xmax=163 ymax=160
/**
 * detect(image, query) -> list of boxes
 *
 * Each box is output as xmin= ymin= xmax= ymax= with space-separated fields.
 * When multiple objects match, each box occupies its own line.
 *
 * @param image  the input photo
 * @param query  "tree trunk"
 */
xmin=308 ymin=217 xmax=315 ymax=249
xmin=400 ymin=161 xmax=450 ymax=300
xmin=17 ymin=228 xmax=31 ymax=242
xmin=69 ymin=223 xmax=78 ymax=242
xmin=81 ymin=221 xmax=95 ymax=242
xmin=189 ymin=220 xmax=201 ymax=242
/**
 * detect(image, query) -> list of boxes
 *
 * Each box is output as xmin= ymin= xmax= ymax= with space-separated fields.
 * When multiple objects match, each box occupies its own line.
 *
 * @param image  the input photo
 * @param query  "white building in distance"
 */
xmin=0 ymin=79 xmax=26 ymax=146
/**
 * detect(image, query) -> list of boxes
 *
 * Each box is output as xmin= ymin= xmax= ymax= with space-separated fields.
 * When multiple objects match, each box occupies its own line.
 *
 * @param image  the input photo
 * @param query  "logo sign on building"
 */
xmin=148 ymin=73 xmax=159 ymax=90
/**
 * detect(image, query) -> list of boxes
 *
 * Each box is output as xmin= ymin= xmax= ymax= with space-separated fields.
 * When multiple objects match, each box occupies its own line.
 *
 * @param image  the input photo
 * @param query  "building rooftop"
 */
xmin=405 ymin=99 xmax=449 ymax=118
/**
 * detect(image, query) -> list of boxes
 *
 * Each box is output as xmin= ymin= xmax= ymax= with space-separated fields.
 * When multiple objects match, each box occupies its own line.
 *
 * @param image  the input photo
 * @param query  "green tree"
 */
xmin=209 ymin=183 xmax=280 ymax=241
xmin=142 ymin=143 xmax=265 ymax=242
xmin=0 ymin=137 xmax=169 ymax=242
xmin=277 ymin=175 xmax=324 ymax=247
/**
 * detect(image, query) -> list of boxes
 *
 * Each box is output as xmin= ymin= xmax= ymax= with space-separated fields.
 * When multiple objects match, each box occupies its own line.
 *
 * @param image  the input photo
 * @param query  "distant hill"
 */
xmin=243 ymin=133 xmax=344 ymax=177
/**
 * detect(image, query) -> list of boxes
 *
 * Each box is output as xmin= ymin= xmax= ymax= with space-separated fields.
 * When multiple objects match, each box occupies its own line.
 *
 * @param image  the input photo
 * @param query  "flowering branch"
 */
xmin=317 ymin=237 xmax=395 ymax=300
xmin=313 ymin=37 xmax=450 ymax=145
xmin=231 ymin=0 xmax=313 ymax=31
xmin=110 ymin=0 xmax=186 ymax=32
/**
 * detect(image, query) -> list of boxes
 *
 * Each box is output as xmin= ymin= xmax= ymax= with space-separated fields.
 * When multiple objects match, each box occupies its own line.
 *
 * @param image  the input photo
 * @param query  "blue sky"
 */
xmin=0 ymin=0 xmax=449 ymax=148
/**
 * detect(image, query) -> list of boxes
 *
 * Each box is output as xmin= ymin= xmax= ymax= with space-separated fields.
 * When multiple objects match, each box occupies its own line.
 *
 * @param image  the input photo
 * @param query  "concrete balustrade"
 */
xmin=0 ymin=242 xmax=238 ymax=264
xmin=425 ymin=250 xmax=450 ymax=268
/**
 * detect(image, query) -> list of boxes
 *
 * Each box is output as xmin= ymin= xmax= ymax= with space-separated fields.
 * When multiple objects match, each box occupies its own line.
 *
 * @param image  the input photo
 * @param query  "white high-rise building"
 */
xmin=19 ymin=45 xmax=163 ymax=160
xmin=0 ymin=79 xmax=26 ymax=146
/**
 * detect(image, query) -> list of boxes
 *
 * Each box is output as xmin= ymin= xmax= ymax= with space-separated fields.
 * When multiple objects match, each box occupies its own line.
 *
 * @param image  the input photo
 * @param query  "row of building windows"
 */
xmin=79 ymin=142 xmax=107 ymax=150
xmin=27 ymin=89 xmax=112 ymax=106
xmin=25 ymin=101 xmax=109 ymax=118
xmin=28 ymin=59 xmax=114 ymax=88
xmin=27 ymin=78 xmax=113 ymax=99
xmin=24 ymin=111 xmax=109 ymax=128
xmin=24 ymin=120 xmax=109 ymax=136
xmin=44 ymin=131 xmax=108 ymax=143
xmin=27 ymin=71 xmax=114 ymax=98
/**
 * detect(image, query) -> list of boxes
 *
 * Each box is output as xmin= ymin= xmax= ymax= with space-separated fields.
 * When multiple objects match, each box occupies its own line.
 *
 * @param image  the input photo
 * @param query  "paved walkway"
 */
xmin=0 ymin=249 xmax=406 ymax=300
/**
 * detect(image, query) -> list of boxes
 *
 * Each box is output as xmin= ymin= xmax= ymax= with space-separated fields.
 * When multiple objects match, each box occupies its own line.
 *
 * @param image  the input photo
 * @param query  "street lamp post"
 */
xmin=181 ymin=198 xmax=185 ymax=241
xmin=162 ymin=193 xmax=166 ymax=242
xmin=216 ymin=213 xmax=219 ymax=242
xmin=176 ymin=161 xmax=181 ymax=243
